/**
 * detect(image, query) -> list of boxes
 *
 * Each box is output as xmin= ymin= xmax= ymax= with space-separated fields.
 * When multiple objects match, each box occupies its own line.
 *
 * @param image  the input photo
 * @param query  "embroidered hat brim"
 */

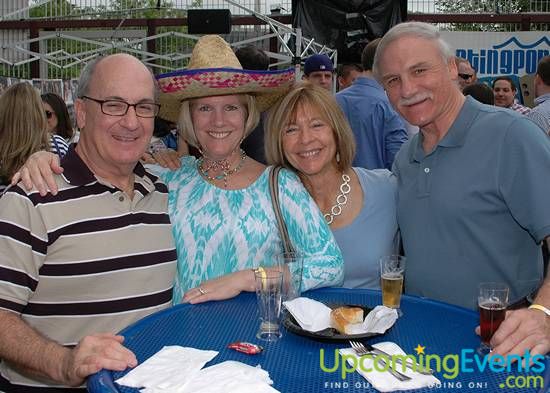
xmin=157 ymin=67 xmax=295 ymax=123
xmin=155 ymin=34 xmax=295 ymax=123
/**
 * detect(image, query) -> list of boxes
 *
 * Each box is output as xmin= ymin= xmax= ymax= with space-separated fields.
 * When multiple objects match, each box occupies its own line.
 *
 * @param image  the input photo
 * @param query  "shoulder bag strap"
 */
xmin=269 ymin=166 xmax=296 ymax=253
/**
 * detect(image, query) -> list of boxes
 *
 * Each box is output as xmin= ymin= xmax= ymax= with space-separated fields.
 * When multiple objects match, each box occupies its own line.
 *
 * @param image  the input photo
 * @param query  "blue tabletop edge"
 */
xmin=86 ymin=287 xmax=478 ymax=393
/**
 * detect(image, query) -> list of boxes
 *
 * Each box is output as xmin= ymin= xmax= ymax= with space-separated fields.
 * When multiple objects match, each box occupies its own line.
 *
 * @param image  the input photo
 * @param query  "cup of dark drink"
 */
xmin=478 ymin=282 xmax=509 ymax=354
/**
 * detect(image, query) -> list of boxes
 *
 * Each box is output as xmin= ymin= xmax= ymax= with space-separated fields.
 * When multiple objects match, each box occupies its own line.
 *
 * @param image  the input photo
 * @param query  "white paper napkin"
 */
xmin=168 ymin=361 xmax=280 ymax=393
xmin=346 ymin=306 xmax=398 ymax=335
xmin=116 ymin=347 xmax=279 ymax=393
xmin=283 ymin=297 xmax=333 ymax=332
xmin=284 ymin=298 xmax=397 ymax=334
xmin=340 ymin=342 xmax=440 ymax=392
xmin=115 ymin=346 xmax=218 ymax=390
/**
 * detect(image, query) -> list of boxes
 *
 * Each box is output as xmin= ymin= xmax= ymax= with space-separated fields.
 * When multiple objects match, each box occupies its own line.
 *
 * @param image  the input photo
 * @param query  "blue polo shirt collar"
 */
xmin=409 ymin=96 xmax=477 ymax=163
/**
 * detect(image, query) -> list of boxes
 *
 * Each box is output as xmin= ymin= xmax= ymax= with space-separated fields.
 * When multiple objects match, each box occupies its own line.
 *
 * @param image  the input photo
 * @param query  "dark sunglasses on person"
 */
xmin=45 ymin=110 xmax=53 ymax=119
xmin=458 ymin=73 xmax=474 ymax=81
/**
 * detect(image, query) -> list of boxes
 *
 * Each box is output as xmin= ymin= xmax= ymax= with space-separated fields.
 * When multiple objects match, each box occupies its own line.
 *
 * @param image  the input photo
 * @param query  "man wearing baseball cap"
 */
xmin=303 ymin=53 xmax=334 ymax=91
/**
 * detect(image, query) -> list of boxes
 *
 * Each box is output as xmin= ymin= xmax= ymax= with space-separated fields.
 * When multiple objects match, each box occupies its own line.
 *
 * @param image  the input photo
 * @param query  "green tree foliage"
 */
xmin=435 ymin=0 xmax=544 ymax=31
xmin=436 ymin=0 xmax=531 ymax=14
xmin=108 ymin=0 xmax=200 ymax=18
xmin=29 ymin=0 xmax=204 ymax=19
xmin=29 ymin=0 xmax=76 ymax=18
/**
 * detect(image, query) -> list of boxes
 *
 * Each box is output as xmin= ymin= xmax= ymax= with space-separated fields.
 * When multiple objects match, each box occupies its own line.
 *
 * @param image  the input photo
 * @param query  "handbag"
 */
xmin=268 ymin=166 xmax=296 ymax=253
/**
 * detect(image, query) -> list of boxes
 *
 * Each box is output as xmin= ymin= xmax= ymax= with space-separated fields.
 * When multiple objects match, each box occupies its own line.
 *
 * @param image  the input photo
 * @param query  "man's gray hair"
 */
xmin=75 ymin=56 xmax=103 ymax=98
xmin=372 ymin=22 xmax=454 ymax=81
xmin=76 ymin=54 xmax=159 ymax=101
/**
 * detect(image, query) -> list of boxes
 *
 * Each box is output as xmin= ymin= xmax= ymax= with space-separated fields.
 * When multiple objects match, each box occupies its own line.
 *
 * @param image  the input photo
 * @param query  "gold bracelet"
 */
xmin=253 ymin=267 xmax=267 ymax=287
xmin=528 ymin=304 xmax=550 ymax=316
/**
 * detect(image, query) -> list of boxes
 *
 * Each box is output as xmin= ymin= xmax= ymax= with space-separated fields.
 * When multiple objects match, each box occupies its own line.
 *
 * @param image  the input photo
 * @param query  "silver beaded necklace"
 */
xmin=324 ymin=173 xmax=351 ymax=225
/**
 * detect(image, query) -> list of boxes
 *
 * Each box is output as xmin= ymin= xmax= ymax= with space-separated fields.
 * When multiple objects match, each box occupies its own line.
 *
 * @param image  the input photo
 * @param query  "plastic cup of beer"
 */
xmin=478 ymin=282 xmax=509 ymax=354
xmin=380 ymin=255 xmax=406 ymax=315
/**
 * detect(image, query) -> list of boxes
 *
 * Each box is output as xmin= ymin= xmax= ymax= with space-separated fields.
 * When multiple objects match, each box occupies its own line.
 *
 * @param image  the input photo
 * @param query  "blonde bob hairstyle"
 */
xmin=265 ymin=82 xmax=356 ymax=172
xmin=177 ymin=94 xmax=260 ymax=148
xmin=0 ymin=83 xmax=49 ymax=183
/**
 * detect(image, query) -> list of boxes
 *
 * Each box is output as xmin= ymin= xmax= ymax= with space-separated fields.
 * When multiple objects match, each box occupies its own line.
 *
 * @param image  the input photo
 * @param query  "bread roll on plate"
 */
xmin=330 ymin=306 xmax=364 ymax=335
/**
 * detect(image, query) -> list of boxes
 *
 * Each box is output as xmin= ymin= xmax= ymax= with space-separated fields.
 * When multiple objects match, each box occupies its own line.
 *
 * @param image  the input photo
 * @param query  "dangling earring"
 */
xmin=236 ymin=136 xmax=245 ymax=154
xmin=336 ymin=152 xmax=341 ymax=163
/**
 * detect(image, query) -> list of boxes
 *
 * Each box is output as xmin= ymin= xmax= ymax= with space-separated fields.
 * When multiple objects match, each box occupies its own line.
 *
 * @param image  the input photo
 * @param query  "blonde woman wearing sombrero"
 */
xmin=153 ymin=35 xmax=343 ymax=303
xmin=14 ymin=36 xmax=344 ymax=304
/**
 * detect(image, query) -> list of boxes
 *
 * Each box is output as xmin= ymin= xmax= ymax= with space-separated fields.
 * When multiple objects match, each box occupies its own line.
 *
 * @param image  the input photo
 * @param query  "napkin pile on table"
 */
xmin=340 ymin=342 xmax=440 ymax=392
xmin=115 ymin=346 xmax=279 ymax=393
xmin=283 ymin=297 xmax=398 ymax=334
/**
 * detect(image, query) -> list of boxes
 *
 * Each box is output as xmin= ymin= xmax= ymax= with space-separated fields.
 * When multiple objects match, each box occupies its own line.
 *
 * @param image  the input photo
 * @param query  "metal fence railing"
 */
xmin=5 ymin=1 xmax=293 ymax=20
xmin=0 ymin=25 xmax=281 ymax=79
xmin=409 ymin=0 xmax=550 ymax=13
xmin=1 ymin=0 xmax=548 ymax=79
xmin=2 ymin=1 xmax=547 ymax=20
xmin=10 ymin=0 xmax=547 ymax=20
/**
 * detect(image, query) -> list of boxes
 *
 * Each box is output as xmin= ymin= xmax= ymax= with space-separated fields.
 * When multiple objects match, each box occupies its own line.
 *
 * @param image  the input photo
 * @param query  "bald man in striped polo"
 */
xmin=0 ymin=54 xmax=177 ymax=392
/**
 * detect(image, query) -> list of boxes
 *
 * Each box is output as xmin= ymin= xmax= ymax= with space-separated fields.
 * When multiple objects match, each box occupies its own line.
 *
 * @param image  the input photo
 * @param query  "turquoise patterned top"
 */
xmin=150 ymin=156 xmax=344 ymax=303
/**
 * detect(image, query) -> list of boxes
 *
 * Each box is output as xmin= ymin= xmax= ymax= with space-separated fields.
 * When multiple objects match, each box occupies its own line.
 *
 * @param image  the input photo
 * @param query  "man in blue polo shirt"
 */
xmin=336 ymin=38 xmax=408 ymax=170
xmin=373 ymin=22 xmax=550 ymax=358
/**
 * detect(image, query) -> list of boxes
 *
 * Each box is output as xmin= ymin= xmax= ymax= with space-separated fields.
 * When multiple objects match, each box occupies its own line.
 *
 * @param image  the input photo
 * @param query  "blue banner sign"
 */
xmin=441 ymin=32 xmax=550 ymax=77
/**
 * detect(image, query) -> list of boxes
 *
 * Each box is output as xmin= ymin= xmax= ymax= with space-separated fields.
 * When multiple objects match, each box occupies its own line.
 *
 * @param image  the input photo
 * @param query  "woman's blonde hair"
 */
xmin=265 ymin=82 xmax=356 ymax=172
xmin=177 ymin=94 xmax=259 ymax=148
xmin=0 ymin=83 xmax=48 ymax=183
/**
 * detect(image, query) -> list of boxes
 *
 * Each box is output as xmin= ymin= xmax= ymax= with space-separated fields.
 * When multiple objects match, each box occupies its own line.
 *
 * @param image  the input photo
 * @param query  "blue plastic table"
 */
xmin=87 ymin=288 xmax=548 ymax=392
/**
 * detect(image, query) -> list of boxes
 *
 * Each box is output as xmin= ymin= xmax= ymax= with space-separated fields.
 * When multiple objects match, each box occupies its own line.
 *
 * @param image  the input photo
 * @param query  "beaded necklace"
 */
xmin=197 ymin=149 xmax=247 ymax=188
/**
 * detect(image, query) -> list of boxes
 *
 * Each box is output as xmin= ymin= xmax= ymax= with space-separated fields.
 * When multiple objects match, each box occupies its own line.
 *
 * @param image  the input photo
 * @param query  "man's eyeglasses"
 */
xmin=81 ymin=96 xmax=160 ymax=118
xmin=45 ymin=110 xmax=53 ymax=119
xmin=458 ymin=73 xmax=474 ymax=81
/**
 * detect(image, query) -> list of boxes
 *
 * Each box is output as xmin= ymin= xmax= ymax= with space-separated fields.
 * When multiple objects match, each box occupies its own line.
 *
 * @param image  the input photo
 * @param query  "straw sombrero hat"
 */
xmin=156 ymin=35 xmax=295 ymax=123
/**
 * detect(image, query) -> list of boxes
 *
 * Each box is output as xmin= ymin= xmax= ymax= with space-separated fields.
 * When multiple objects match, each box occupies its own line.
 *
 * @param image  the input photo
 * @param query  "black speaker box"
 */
xmin=188 ymin=9 xmax=232 ymax=35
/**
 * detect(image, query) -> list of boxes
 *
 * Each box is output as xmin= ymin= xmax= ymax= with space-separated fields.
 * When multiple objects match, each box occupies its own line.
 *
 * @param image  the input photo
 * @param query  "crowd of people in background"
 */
xmin=0 ymin=83 xmax=50 ymax=193
xmin=0 ymin=21 xmax=549 ymax=392
xmin=0 ymin=86 xmax=77 ymax=194
xmin=331 ymin=48 xmax=549 ymax=135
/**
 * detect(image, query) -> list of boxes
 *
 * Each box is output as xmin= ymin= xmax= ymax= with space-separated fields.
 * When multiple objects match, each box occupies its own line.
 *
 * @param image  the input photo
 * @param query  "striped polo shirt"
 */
xmin=50 ymin=134 xmax=69 ymax=158
xmin=0 ymin=146 xmax=177 ymax=392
